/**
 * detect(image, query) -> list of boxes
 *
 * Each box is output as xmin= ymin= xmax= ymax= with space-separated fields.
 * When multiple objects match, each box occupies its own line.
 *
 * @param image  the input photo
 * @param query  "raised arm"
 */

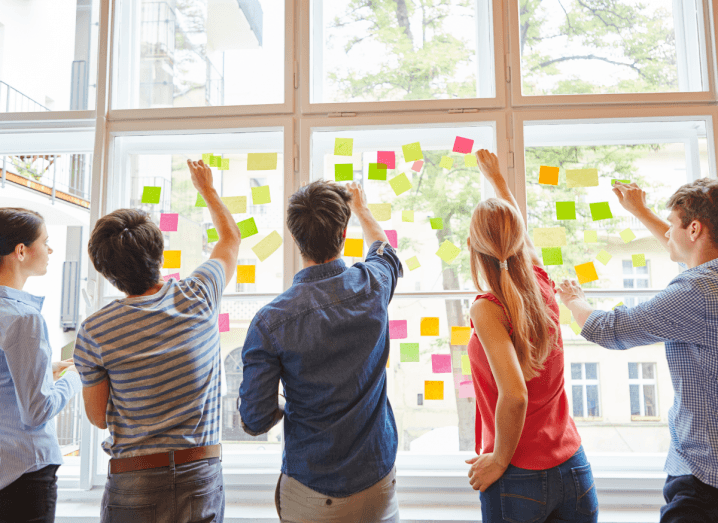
xmin=346 ymin=182 xmax=389 ymax=246
xmin=612 ymin=182 xmax=669 ymax=251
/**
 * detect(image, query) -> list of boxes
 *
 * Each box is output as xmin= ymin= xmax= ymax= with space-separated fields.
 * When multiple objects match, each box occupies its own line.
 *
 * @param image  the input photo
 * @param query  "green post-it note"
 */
xmin=589 ymin=202 xmax=613 ymax=221
xmin=542 ymin=247 xmax=563 ymax=265
xmin=595 ymin=249 xmax=612 ymax=265
xmin=400 ymin=343 xmax=420 ymax=362
xmin=222 ymin=196 xmax=247 ymax=214
xmin=334 ymin=138 xmax=353 ymax=156
xmin=461 ymin=354 xmax=471 ymax=375
xmin=247 ymin=153 xmax=278 ymax=171
xmin=566 ymin=169 xmax=599 ymax=187
xmin=569 ymin=321 xmax=582 ymax=335
xmin=210 ymin=155 xmax=221 ymax=167
xmin=584 ymin=231 xmax=598 ymax=243
xmin=252 ymin=231 xmax=283 ymax=262
xmin=368 ymin=203 xmax=391 ymax=221
xmin=195 ymin=193 xmax=207 ymax=207
xmin=402 ymin=210 xmax=414 ymax=222
xmin=430 ymin=218 xmax=443 ymax=230
xmin=141 ymin=186 xmax=162 ymax=204
xmin=334 ymin=164 xmax=353 ymax=181
xmin=389 ymin=173 xmax=412 ymax=196
xmin=632 ymin=253 xmax=646 ymax=267
xmin=436 ymin=240 xmax=460 ymax=264
xmin=620 ymin=228 xmax=636 ymax=243
xmin=402 ymin=142 xmax=423 ymax=162
xmin=368 ymin=163 xmax=387 ymax=180
xmin=237 ymin=218 xmax=259 ymax=239
xmin=219 ymin=158 xmax=230 ymax=170
xmin=533 ymin=227 xmax=567 ymax=247
xmin=556 ymin=201 xmax=576 ymax=220
xmin=202 ymin=153 xmax=212 ymax=164
xmin=612 ymin=179 xmax=630 ymax=186
xmin=405 ymin=256 xmax=421 ymax=271
xmin=464 ymin=153 xmax=478 ymax=167
xmin=207 ymin=228 xmax=219 ymax=243
xmin=251 ymin=186 xmax=271 ymax=205
xmin=439 ymin=156 xmax=454 ymax=169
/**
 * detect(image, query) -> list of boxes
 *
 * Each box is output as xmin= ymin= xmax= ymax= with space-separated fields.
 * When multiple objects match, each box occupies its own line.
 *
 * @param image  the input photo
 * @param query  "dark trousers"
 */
xmin=0 ymin=465 xmax=60 ymax=523
xmin=661 ymin=474 xmax=718 ymax=523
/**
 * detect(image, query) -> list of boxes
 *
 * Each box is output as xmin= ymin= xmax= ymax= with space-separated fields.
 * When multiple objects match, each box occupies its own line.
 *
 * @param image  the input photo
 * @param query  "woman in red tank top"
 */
xmin=464 ymin=151 xmax=598 ymax=523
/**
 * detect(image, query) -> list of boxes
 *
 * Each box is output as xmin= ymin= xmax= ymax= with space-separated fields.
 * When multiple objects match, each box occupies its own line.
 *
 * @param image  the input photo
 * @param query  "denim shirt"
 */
xmin=239 ymin=241 xmax=403 ymax=497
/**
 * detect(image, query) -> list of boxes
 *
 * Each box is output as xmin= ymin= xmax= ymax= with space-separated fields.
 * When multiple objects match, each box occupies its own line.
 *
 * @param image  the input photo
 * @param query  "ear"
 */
xmin=14 ymin=243 xmax=25 ymax=262
xmin=690 ymin=220 xmax=704 ymax=241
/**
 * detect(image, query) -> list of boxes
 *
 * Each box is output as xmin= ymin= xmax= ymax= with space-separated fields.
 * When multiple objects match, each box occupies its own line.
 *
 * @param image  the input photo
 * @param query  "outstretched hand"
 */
xmin=475 ymin=149 xmax=502 ymax=181
xmin=612 ymin=181 xmax=649 ymax=216
xmin=187 ymin=159 xmax=214 ymax=195
xmin=556 ymin=279 xmax=586 ymax=306
xmin=346 ymin=182 xmax=369 ymax=214
xmin=52 ymin=359 xmax=74 ymax=381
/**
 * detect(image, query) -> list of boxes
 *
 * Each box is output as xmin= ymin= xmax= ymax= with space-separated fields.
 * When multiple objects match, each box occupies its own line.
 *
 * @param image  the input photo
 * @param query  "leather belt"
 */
xmin=109 ymin=444 xmax=222 ymax=474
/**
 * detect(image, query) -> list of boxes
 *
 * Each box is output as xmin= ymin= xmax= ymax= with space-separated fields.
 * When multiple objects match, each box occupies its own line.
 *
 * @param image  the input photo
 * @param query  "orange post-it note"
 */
xmin=451 ymin=326 xmax=471 ymax=345
xmin=236 ymin=265 xmax=256 ymax=284
xmin=162 ymin=250 xmax=181 ymax=269
xmin=574 ymin=261 xmax=599 ymax=285
xmin=420 ymin=317 xmax=439 ymax=336
xmin=344 ymin=238 xmax=363 ymax=258
xmin=424 ymin=380 xmax=444 ymax=400
xmin=539 ymin=166 xmax=559 ymax=185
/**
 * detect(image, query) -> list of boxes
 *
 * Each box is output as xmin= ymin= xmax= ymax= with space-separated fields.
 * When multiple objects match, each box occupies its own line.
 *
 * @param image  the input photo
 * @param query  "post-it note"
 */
xmin=202 ymin=153 xmax=212 ymax=164
xmin=465 ymin=153 xmax=478 ymax=167
xmin=251 ymin=186 xmax=271 ymax=205
xmin=162 ymin=250 xmax=181 ymax=269
xmin=141 ymin=186 xmax=162 ymax=204
xmin=533 ymin=227 xmax=567 ymax=247
xmin=196 ymin=193 xmax=207 ymax=207
xmin=584 ymin=231 xmax=598 ymax=243
xmin=252 ymin=231 xmax=283 ymax=262
xmin=237 ymin=265 xmax=256 ymax=284
xmin=334 ymin=138 xmax=353 ymax=156
xmin=411 ymin=160 xmax=424 ymax=172
xmin=385 ymin=230 xmax=398 ymax=248
xmin=574 ymin=261 xmax=599 ymax=285
xmin=207 ymin=228 xmax=219 ymax=243
xmin=595 ymin=250 xmax=612 ymax=265
xmin=420 ymin=317 xmax=439 ymax=336
xmin=237 ymin=218 xmax=259 ymax=239
xmin=539 ymin=166 xmax=559 ymax=186
xmin=344 ymin=238 xmax=363 ymax=258
xmin=222 ymin=196 xmax=247 ymax=214
xmin=566 ymin=169 xmax=599 ymax=187
xmin=451 ymin=326 xmax=471 ymax=346
xmin=569 ymin=321 xmax=582 ymax=335
xmin=620 ymin=228 xmax=636 ymax=243
xmin=335 ymin=164 xmax=353 ymax=181
xmin=430 ymin=218 xmax=443 ymax=230
xmin=542 ymin=247 xmax=563 ymax=266
xmin=400 ymin=343 xmax=420 ymax=362
xmin=218 ymin=313 xmax=230 ymax=333
xmin=402 ymin=210 xmax=414 ymax=222
xmin=163 ymin=272 xmax=180 ymax=282
xmin=612 ymin=179 xmax=630 ymax=186
xmin=436 ymin=240 xmax=460 ymax=263
xmin=439 ymin=156 xmax=454 ymax=169
xmin=453 ymin=136 xmax=474 ymax=154
xmin=589 ymin=202 xmax=613 ymax=221
xmin=632 ymin=253 xmax=646 ymax=267
xmin=424 ymin=380 xmax=444 ymax=400
xmin=389 ymin=173 xmax=412 ymax=195
xmin=461 ymin=354 xmax=471 ymax=375
xmin=405 ymin=256 xmax=420 ymax=271
xmin=210 ymin=155 xmax=221 ymax=167
xmin=612 ymin=301 xmax=624 ymax=310
xmin=160 ymin=213 xmax=179 ymax=232
xmin=377 ymin=151 xmax=395 ymax=169
xmin=432 ymin=354 xmax=452 ymax=373
xmin=402 ymin=142 xmax=423 ymax=162
xmin=389 ymin=320 xmax=407 ymax=339
xmin=368 ymin=163 xmax=387 ymax=180
xmin=247 ymin=153 xmax=278 ymax=171
xmin=556 ymin=201 xmax=576 ymax=220
xmin=559 ymin=303 xmax=571 ymax=324
xmin=368 ymin=203 xmax=391 ymax=221
xmin=459 ymin=381 xmax=476 ymax=398
xmin=219 ymin=158 xmax=230 ymax=170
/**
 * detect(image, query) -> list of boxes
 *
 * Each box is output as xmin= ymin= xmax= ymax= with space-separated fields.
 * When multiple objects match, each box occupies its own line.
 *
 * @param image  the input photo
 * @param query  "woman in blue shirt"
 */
xmin=0 ymin=208 xmax=82 ymax=523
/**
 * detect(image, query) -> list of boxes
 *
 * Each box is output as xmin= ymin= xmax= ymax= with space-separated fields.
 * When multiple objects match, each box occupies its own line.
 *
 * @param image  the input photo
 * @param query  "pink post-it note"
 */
xmin=160 ymin=213 xmax=179 ymax=232
xmin=453 ymin=372 xmax=471 ymax=389
xmin=385 ymin=230 xmax=398 ymax=249
xmin=163 ymin=272 xmax=180 ymax=282
xmin=218 ymin=313 xmax=230 ymax=333
xmin=411 ymin=160 xmax=424 ymax=172
xmin=459 ymin=381 xmax=476 ymax=398
xmin=453 ymin=136 xmax=474 ymax=154
xmin=389 ymin=320 xmax=407 ymax=339
xmin=431 ymin=354 xmax=452 ymax=373
xmin=377 ymin=151 xmax=395 ymax=169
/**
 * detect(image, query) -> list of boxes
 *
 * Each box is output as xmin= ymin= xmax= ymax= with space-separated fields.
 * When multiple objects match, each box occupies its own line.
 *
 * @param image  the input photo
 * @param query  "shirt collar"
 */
xmin=0 ymin=285 xmax=45 ymax=312
xmin=293 ymin=259 xmax=347 ymax=285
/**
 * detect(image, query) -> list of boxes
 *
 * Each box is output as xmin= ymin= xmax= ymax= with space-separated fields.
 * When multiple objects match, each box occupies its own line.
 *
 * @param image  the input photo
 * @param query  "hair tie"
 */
xmin=499 ymin=260 xmax=508 ymax=271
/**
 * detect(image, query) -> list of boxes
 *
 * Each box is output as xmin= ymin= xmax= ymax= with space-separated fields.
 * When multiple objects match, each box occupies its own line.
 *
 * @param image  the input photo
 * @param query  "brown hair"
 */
xmin=468 ymin=198 xmax=558 ymax=381
xmin=666 ymin=178 xmax=718 ymax=247
xmin=0 ymin=208 xmax=45 ymax=264
xmin=287 ymin=180 xmax=352 ymax=264
xmin=88 ymin=209 xmax=164 ymax=295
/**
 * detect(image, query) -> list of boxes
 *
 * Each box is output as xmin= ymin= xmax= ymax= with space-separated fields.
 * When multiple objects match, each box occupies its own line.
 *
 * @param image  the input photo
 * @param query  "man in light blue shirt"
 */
xmin=558 ymin=179 xmax=718 ymax=523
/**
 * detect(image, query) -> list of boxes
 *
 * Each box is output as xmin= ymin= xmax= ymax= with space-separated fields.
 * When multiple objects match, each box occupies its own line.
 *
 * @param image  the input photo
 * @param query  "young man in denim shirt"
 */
xmin=239 ymin=181 xmax=403 ymax=523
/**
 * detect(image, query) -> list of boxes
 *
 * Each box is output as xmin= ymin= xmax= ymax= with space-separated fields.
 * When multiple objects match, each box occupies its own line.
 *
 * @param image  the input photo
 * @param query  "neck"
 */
xmin=302 ymin=256 xmax=340 ymax=269
xmin=686 ymin=246 xmax=718 ymax=269
xmin=0 ymin=266 xmax=28 ymax=291
xmin=126 ymin=280 xmax=165 ymax=299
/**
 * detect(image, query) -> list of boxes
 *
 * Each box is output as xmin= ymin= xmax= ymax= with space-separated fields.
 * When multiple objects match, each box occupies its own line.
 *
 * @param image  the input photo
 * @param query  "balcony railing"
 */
xmin=0 ymin=80 xmax=51 ymax=113
xmin=1 ymin=154 xmax=92 ymax=206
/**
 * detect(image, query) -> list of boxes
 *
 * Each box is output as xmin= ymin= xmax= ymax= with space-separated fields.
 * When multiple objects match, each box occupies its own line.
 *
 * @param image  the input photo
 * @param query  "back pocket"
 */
xmin=500 ymin=471 xmax=547 ymax=523
xmin=190 ymin=484 xmax=224 ymax=523
xmin=571 ymin=464 xmax=598 ymax=516
xmin=105 ymin=504 xmax=155 ymax=523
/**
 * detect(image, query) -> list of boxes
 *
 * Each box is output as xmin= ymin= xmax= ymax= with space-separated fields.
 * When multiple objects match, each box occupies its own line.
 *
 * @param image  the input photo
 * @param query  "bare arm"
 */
xmin=612 ymin=182 xmax=669 ymax=250
xmin=346 ymin=182 xmax=389 ymax=246
xmin=556 ymin=279 xmax=594 ymax=327
xmin=82 ymin=377 xmax=110 ymax=430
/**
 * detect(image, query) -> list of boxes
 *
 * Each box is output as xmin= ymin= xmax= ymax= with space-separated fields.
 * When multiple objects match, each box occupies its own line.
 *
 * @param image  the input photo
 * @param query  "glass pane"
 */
xmin=586 ymin=384 xmax=600 ymax=417
xmin=642 ymin=362 xmax=655 ymax=379
xmin=0 ymin=1 xmax=100 ymax=112
xmin=643 ymin=384 xmax=657 ymax=417
xmin=519 ymin=0 xmax=708 ymax=96
xmin=622 ymin=260 xmax=634 ymax=274
xmin=584 ymin=363 xmax=597 ymax=380
xmin=570 ymin=362 xmax=582 ymax=380
xmin=637 ymin=279 xmax=649 ymax=288
xmin=311 ymin=0 xmax=495 ymax=103
xmin=636 ymin=264 xmax=649 ymax=275
xmin=629 ymin=384 xmax=640 ymax=415
xmin=623 ymin=279 xmax=635 ymax=289
xmin=572 ymin=385 xmax=584 ymax=417
xmin=112 ymin=0 xmax=285 ymax=109
xmin=310 ymin=124 xmax=495 ymax=293
xmin=628 ymin=362 xmax=638 ymax=379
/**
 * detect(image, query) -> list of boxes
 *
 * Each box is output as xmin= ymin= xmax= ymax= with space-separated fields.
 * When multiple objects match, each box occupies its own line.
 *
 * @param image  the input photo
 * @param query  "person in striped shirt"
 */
xmin=74 ymin=159 xmax=240 ymax=523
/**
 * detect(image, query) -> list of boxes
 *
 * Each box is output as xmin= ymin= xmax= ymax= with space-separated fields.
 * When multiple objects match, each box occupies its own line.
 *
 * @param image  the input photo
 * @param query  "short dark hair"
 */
xmin=0 ymin=208 xmax=44 ymax=264
xmin=666 ymin=178 xmax=718 ymax=247
xmin=88 ymin=209 xmax=164 ymax=295
xmin=287 ymin=180 xmax=352 ymax=264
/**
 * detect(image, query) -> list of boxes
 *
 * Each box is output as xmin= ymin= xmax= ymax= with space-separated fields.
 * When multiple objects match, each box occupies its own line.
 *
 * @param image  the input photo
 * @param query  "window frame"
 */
xmin=629 ymin=362 xmax=661 ymax=421
xmin=571 ymin=362 xmax=602 ymax=420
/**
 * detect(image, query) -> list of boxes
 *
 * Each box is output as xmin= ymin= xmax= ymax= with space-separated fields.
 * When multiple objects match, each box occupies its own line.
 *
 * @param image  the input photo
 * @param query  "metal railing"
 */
xmin=2 ymin=154 xmax=92 ymax=203
xmin=0 ymin=80 xmax=50 ymax=112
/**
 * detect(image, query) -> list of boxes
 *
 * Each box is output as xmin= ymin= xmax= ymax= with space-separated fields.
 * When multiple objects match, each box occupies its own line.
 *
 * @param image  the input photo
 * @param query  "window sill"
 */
xmin=631 ymin=416 xmax=662 ymax=422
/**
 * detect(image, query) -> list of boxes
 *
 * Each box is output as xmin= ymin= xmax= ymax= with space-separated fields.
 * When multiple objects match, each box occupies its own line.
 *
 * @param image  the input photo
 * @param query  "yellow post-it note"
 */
xmin=251 ymin=186 xmax=271 ymax=205
xmin=424 ymin=380 xmax=444 ymax=400
xmin=402 ymin=210 xmax=414 ymax=222
xmin=574 ymin=262 xmax=599 ymax=285
xmin=344 ymin=238 xmax=363 ymax=258
xmin=632 ymin=253 xmax=646 ymax=267
xmin=584 ymin=231 xmax=598 ymax=243
xmin=386 ymin=353 xmax=390 ymax=369
xmin=461 ymin=354 xmax=471 ymax=375
xmin=566 ymin=169 xmax=599 ymax=187
xmin=559 ymin=303 xmax=572 ymax=324
xmin=405 ymin=256 xmax=421 ymax=271
xmin=436 ymin=240 xmax=461 ymax=264
xmin=222 ymin=196 xmax=247 ymax=214
xmin=402 ymin=142 xmax=423 ymax=162
xmin=595 ymin=250 xmax=612 ymax=265
xmin=334 ymin=138 xmax=353 ymax=156
xmin=620 ymin=228 xmax=636 ymax=243
xmin=162 ymin=250 xmax=181 ymax=269
xmin=202 ymin=153 xmax=212 ymax=164
xmin=532 ymin=227 xmax=567 ymax=247
xmin=465 ymin=153 xmax=478 ymax=167
xmin=219 ymin=158 xmax=230 ymax=170
xmin=420 ymin=317 xmax=439 ymax=336
xmin=451 ymin=326 xmax=471 ymax=345
xmin=389 ymin=173 xmax=412 ymax=196
xmin=612 ymin=301 xmax=624 ymax=310
xmin=237 ymin=265 xmax=256 ymax=284
xmin=569 ymin=321 xmax=582 ymax=335
xmin=439 ymin=156 xmax=454 ymax=169
xmin=368 ymin=203 xmax=392 ymax=221
xmin=252 ymin=231 xmax=283 ymax=262
xmin=539 ymin=166 xmax=559 ymax=185
xmin=247 ymin=153 xmax=278 ymax=171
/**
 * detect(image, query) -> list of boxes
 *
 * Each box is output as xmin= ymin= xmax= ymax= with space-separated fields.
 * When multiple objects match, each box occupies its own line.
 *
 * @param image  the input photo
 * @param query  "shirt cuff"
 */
xmin=580 ymin=309 xmax=606 ymax=341
xmin=240 ymin=406 xmax=284 ymax=437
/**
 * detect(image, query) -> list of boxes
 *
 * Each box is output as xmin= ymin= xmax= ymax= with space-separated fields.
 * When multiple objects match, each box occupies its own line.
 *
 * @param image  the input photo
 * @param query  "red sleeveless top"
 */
xmin=467 ymin=265 xmax=581 ymax=470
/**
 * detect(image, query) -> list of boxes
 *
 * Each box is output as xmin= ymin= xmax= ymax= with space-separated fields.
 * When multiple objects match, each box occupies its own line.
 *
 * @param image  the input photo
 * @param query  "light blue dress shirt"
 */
xmin=0 ymin=285 xmax=82 ymax=491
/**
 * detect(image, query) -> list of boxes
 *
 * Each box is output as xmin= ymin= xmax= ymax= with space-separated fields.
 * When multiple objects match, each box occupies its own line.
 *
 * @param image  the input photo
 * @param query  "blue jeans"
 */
xmin=0 ymin=464 xmax=59 ymax=523
xmin=101 ymin=456 xmax=224 ymax=523
xmin=660 ymin=475 xmax=718 ymax=523
xmin=479 ymin=446 xmax=598 ymax=523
